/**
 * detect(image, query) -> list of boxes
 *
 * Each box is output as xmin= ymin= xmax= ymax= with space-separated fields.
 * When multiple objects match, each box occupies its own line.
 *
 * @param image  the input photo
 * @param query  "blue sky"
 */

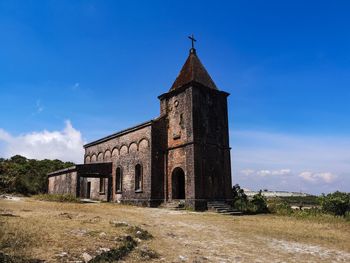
xmin=0 ymin=0 xmax=349 ymax=194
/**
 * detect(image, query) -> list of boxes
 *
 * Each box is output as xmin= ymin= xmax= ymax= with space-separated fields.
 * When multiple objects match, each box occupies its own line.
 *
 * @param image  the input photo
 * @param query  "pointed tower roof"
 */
xmin=170 ymin=48 xmax=218 ymax=91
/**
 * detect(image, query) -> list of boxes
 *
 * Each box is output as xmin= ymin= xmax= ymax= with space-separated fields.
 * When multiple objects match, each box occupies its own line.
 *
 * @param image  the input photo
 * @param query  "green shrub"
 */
xmin=319 ymin=191 xmax=350 ymax=216
xmin=251 ymin=191 xmax=268 ymax=213
xmin=268 ymin=200 xmax=293 ymax=215
xmin=232 ymin=184 xmax=248 ymax=211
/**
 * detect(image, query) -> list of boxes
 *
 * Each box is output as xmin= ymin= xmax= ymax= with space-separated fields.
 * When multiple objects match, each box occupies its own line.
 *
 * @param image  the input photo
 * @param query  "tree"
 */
xmin=319 ymin=191 xmax=350 ymax=216
xmin=0 ymin=155 xmax=74 ymax=195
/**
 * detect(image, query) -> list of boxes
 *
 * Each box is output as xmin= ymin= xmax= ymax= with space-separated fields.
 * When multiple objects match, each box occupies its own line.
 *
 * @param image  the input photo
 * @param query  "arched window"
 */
xmin=135 ymin=164 xmax=143 ymax=192
xmin=99 ymin=178 xmax=105 ymax=193
xmin=116 ymin=167 xmax=122 ymax=193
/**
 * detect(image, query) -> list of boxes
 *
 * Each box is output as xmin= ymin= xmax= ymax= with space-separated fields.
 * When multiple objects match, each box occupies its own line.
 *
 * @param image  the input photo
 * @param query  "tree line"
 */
xmin=0 ymin=155 xmax=74 ymax=195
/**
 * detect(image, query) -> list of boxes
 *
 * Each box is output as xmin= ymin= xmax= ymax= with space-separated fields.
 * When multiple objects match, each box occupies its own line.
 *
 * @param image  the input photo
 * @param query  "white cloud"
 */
xmin=0 ymin=121 xmax=84 ymax=163
xmin=299 ymin=171 xmax=337 ymax=184
xmin=257 ymin=170 xmax=272 ymax=177
xmin=231 ymin=130 xmax=350 ymax=194
xmin=0 ymin=129 xmax=12 ymax=141
xmin=241 ymin=169 xmax=292 ymax=177
xmin=240 ymin=169 xmax=255 ymax=176
xmin=272 ymin=169 xmax=291 ymax=175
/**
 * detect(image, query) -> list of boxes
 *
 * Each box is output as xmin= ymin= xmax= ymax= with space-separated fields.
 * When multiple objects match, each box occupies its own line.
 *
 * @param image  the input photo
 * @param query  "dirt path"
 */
xmin=1 ymin=198 xmax=350 ymax=262
xmin=125 ymin=208 xmax=350 ymax=262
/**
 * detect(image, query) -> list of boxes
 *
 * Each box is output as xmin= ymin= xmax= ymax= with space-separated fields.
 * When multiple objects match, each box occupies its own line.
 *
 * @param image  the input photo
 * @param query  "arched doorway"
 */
xmin=172 ymin=167 xmax=185 ymax=199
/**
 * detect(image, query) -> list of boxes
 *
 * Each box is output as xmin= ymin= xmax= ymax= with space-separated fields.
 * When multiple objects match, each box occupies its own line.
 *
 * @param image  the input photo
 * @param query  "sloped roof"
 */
xmin=170 ymin=48 xmax=218 ymax=91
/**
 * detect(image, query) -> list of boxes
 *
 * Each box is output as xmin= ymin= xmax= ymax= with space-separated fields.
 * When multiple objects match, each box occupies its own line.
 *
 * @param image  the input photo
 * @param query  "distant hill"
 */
xmin=244 ymin=189 xmax=311 ymax=198
xmin=243 ymin=189 xmax=319 ymax=207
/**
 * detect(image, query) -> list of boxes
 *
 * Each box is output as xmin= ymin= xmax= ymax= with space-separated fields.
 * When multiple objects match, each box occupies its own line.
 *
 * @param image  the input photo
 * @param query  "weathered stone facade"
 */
xmin=48 ymin=47 xmax=232 ymax=210
xmin=48 ymin=168 xmax=77 ymax=195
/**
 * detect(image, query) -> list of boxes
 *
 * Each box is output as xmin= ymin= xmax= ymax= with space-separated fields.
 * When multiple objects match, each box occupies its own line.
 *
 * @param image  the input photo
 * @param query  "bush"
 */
xmin=251 ymin=191 xmax=268 ymax=213
xmin=232 ymin=184 xmax=248 ymax=211
xmin=319 ymin=191 xmax=350 ymax=216
xmin=268 ymin=200 xmax=293 ymax=215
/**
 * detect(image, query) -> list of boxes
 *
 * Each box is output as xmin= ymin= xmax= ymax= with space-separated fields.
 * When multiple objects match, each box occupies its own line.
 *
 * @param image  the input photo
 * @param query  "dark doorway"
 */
xmin=86 ymin=182 xmax=91 ymax=199
xmin=172 ymin=167 xmax=185 ymax=199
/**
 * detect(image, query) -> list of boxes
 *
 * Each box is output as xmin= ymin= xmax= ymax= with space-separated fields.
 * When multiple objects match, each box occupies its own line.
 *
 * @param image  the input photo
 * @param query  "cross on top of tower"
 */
xmin=188 ymin=34 xmax=197 ymax=52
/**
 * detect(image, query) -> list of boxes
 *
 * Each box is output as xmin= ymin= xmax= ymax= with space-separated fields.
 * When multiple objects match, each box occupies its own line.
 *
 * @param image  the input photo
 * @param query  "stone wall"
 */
xmin=159 ymin=87 xmax=197 ymax=208
xmin=80 ymin=177 xmax=108 ymax=201
xmin=84 ymin=122 xmax=153 ymax=205
xmin=159 ymin=84 xmax=233 ymax=210
xmin=150 ymin=116 xmax=167 ymax=206
xmin=192 ymin=85 xmax=232 ymax=203
xmin=48 ymin=167 xmax=77 ymax=196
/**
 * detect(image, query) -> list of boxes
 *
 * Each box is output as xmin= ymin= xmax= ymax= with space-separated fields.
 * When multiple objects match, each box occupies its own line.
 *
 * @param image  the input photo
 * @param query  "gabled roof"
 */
xmin=170 ymin=48 xmax=218 ymax=91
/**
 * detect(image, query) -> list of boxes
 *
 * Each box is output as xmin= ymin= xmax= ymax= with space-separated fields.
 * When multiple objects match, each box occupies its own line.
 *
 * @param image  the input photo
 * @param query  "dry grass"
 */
xmin=0 ymin=200 xmax=133 ymax=262
xmin=0 ymin=197 xmax=349 ymax=262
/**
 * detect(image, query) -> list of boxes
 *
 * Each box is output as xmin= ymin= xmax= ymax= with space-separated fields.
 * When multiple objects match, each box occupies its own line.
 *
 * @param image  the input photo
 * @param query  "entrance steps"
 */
xmin=161 ymin=200 xmax=186 ymax=210
xmin=207 ymin=201 xmax=243 ymax=216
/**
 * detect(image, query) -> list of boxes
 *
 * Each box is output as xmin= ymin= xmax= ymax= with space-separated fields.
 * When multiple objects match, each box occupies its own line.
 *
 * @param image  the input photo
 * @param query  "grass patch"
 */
xmin=90 ymin=236 xmax=137 ymax=262
xmin=33 ymin=194 xmax=80 ymax=203
xmin=268 ymin=199 xmax=350 ymax=224
xmin=290 ymin=209 xmax=350 ymax=224
xmin=110 ymin=220 xmax=129 ymax=228
xmin=0 ymin=219 xmax=39 ymax=259
xmin=138 ymin=246 xmax=160 ymax=260
xmin=127 ymin=226 xmax=153 ymax=240
xmin=0 ymin=252 xmax=43 ymax=263
xmin=271 ymin=196 xmax=319 ymax=206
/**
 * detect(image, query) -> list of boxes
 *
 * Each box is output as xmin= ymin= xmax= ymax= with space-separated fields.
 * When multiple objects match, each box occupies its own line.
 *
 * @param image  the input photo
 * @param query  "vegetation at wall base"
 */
xmin=33 ymin=194 xmax=81 ymax=203
xmin=0 ymin=155 xmax=74 ymax=195
xmin=232 ymin=184 xmax=268 ymax=214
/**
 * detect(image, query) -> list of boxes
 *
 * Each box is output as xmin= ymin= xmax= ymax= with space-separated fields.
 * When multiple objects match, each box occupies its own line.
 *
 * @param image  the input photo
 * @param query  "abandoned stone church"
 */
xmin=48 ymin=45 xmax=232 ymax=210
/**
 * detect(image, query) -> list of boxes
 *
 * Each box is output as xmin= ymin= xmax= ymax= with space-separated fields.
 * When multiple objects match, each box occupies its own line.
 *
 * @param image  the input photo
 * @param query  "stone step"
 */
xmin=161 ymin=200 xmax=185 ymax=210
xmin=208 ymin=205 xmax=231 ymax=208
xmin=207 ymin=201 xmax=242 ymax=216
xmin=210 ymin=205 xmax=231 ymax=209
xmin=208 ymin=205 xmax=232 ymax=209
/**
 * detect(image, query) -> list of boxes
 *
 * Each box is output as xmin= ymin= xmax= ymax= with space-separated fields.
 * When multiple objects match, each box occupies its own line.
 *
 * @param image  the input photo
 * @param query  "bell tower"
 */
xmin=158 ymin=40 xmax=232 ymax=210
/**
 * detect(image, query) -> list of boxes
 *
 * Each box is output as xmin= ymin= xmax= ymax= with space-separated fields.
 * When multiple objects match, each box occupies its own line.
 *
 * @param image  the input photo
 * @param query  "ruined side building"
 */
xmin=48 ymin=46 xmax=232 ymax=210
